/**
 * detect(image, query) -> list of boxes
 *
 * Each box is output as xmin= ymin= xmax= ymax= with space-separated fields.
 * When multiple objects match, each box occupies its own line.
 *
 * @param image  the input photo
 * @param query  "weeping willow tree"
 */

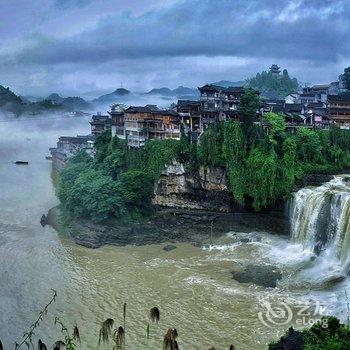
xmin=246 ymin=145 xmax=279 ymax=210
xmin=281 ymin=137 xmax=297 ymax=195
xmin=197 ymin=123 xmax=225 ymax=167
xmin=222 ymin=121 xmax=247 ymax=206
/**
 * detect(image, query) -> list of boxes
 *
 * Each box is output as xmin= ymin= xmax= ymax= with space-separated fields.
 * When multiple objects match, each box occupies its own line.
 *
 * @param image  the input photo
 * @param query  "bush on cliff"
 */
xmin=269 ymin=317 xmax=350 ymax=350
xmin=119 ymin=170 xmax=154 ymax=217
xmin=65 ymin=169 xmax=125 ymax=222
xmin=57 ymin=131 xmax=180 ymax=223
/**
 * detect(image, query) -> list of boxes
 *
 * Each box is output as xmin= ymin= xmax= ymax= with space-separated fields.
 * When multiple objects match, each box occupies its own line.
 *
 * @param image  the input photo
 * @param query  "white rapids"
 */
xmin=289 ymin=175 xmax=350 ymax=271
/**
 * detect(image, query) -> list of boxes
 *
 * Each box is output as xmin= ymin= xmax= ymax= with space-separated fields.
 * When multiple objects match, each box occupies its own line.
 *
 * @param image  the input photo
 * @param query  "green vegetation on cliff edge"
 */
xmin=57 ymin=90 xmax=350 ymax=222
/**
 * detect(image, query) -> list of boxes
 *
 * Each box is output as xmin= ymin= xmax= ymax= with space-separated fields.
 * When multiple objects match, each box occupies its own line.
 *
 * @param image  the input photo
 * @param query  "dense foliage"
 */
xmin=269 ymin=317 xmax=350 ymax=350
xmin=246 ymin=68 xmax=298 ymax=98
xmin=57 ymin=87 xmax=350 ymax=221
xmin=196 ymin=110 xmax=350 ymax=210
xmin=57 ymin=132 xmax=182 ymax=223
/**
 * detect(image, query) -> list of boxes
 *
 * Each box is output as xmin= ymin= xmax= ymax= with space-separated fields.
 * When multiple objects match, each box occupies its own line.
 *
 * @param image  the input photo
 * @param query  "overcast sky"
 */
xmin=0 ymin=0 xmax=349 ymax=97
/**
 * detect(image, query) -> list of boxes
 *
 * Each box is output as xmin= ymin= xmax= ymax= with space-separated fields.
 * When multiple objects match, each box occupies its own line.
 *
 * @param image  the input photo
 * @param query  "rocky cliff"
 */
xmin=153 ymin=161 xmax=233 ymax=212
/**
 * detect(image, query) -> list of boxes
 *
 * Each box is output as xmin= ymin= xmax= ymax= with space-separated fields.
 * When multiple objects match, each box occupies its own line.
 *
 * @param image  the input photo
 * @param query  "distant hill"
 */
xmin=94 ymin=88 xmax=131 ymax=104
xmin=62 ymin=96 xmax=92 ymax=111
xmin=0 ymin=85 xmax=25 ymax=116
xmin=210 ymin=80 xmax=245 ymax=88
xmin=147 ymin=87 xmax=173 ymax=96
xmin=146 ymin=86 xmax=199 ymax=98
xmin=46 ymin=93 xmax=64 ymax=103
xmin=246 ymin=67 xmax=299 ymax=98
xmin=21 ymin=95 xmax=42 ymax=103
xmin=0 ymin=84 xmax=93 ymax=116
xmin=45 ymin=93 xmax=92 ymax=111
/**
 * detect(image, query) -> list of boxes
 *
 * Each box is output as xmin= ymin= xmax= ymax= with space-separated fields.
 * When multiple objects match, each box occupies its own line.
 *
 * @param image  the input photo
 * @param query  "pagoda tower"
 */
xmin=269 ymin=64 xmax=281 ymax=77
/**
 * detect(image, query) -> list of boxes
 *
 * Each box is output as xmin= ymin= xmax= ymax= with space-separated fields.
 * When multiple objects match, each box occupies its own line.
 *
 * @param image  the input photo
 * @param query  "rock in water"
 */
xmin=232 ymin=264 xmax=282 ymax=288
xmin=40 ymin=214 xmax=47 ymax=227
xmin=163 ymin=244 xmax=177 ymax=252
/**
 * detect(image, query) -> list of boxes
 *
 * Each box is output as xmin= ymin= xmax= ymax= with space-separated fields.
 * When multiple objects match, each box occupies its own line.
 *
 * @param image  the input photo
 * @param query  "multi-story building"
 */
xmin=301 ymin=85 xmax=330 ymax=103
xmin=328 ymin=95 xmax=350 ymax=127
xmin=176 ymin=85 xmax=258 ymax=140
xmin=124 ymin=105 xmax=181 ymax=147
xmin=89 ymin=112 xmax=113 ymax=135
xmin=198 ymin=84 xmax=245 ymax=124
xmin=177 ymin=100 xmax=201 ymax=142
xmin=50 ymin=135 xmax=94 ymax=171
xmin=108 ymin=104 xmax=126 ymax=139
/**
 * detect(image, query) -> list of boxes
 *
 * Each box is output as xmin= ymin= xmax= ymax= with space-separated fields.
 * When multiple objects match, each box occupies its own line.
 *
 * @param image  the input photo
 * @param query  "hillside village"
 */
xmin=50 ymin=65 xmax=350 ymax=169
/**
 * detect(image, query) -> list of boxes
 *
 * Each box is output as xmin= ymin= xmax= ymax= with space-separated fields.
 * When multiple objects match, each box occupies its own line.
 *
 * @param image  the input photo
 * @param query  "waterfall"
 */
xmin=289 ymin=176 xmax=350 ymax=267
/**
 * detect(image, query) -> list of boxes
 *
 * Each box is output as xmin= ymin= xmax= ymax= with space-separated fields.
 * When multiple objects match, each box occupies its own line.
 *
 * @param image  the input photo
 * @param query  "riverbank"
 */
xmin=45 ymin=205 xmax=288 ymax=249
xmin=46 ymin=170 xmax=350 ymax=249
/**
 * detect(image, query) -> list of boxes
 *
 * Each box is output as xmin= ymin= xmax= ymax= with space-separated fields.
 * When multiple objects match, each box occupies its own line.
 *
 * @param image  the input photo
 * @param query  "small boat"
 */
xmin=45 ymin=156 xmax=52 ymax=160
xmin=15 ymin=161 xmax=29 ymax=165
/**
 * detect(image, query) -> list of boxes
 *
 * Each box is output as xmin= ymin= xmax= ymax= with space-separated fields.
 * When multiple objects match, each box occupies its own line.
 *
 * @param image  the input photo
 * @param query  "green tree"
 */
xmin=246 ymin=146 xmax=278 ymax=210
xmin=66 ymin=169 xmax=125 ymax=223
xmin=94 ymin=129 xmax=112 ymax=163
xmin=197 ymin=124 xmax=224 ymax=167
xmin=343 ymin=66 xmax=350 ymax=91
xmin=119 ymin=170 xmax=154 ymax=216
xmin=56 ymin=151 xmax=93 ymax=205
xmin=222 ymin=121 xmax=247 ymax=205
xmin=281 ymin=137 xmax=297 ymax=194
xmin=263 ymin=112 xmax=286 ymax=146
xmin=294 ymin=128 xmax=324 ymax=164
xmin=237 ymin=88 xmax=260 ymax=148
xmin=101 ymin=136 xmax=128 ymax=178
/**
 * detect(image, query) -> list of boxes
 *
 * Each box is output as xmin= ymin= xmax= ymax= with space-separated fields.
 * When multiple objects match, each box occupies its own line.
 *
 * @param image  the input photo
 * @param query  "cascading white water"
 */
xmin=289 ymin=176 xmax=350 ymax=267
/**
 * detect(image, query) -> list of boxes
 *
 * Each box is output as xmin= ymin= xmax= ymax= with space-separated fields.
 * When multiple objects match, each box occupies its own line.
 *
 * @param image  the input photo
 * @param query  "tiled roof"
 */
xmin=328 ymin=94 xmax=350 ymax=102
xmin=125 ymin=105 xmax=179 ymax=116
xmin=284 ymin=103 xmax=303 ymax=113
xmin=177 ymin=100 xmax=201 ymax=107
xmin=58 ymin=136 xmax=92 ymax=144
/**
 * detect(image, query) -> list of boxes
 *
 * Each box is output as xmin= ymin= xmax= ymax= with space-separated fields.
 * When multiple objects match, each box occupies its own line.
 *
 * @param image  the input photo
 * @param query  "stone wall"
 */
xmin=153 ymin=161 xmax=232 ymax=212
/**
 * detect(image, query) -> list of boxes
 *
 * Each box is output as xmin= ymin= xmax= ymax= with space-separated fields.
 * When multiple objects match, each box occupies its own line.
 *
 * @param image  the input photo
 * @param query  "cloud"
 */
xmin=4 ymin=0 xmax=349 ymax=63
xmin=54 ymin=0 xmax=91 ymax=9
xmin=0 ymin=0 xmax=349 ymax=95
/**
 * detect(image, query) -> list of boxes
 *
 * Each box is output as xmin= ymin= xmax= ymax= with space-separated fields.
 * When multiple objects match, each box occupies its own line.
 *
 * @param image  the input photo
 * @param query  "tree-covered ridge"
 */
xmin=0 ymin=85 xmax=24 ymax=115
xmin=246 ymin=68 xmax=299 ymax=98
xmin=0 ymin=84 xmax=92 ymax=116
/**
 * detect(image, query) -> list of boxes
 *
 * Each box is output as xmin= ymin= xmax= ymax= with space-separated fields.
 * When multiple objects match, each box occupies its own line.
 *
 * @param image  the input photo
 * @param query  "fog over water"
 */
xmin=0 ymin=114 xmax=349 ymax=349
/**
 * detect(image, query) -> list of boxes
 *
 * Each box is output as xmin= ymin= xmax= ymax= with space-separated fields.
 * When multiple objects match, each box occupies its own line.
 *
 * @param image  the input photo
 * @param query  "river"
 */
xmin=0 ymin=116 xmax=349 ymax=349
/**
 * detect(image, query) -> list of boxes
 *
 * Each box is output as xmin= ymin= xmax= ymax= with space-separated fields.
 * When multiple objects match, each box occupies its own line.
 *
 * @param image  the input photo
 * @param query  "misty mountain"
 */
xmin=94 ymin=88 xmax=131 ymax=104
xmin=210 ymin=80 xmax=245 ymax=88
xmin=20 ymin=95 xmax=42 ymax=103
xmin=146 ymin=85 xmax=199 ymax=98
xmin=46 ymin=93 xmax=64 ymax=103
xmin=0 ymin=84 xmax=94 ymax=116
xmin=0 ymin=85 xmax=25 ymax=116
xmin=45 ymin=93 xmax=92 ymax=111
xmin=147 ymin=87 xmax=173 ymax=96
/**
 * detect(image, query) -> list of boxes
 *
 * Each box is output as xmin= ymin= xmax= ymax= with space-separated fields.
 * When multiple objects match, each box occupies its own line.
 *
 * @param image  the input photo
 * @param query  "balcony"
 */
xmin=127 ymin=135 xmax=147 ymax=142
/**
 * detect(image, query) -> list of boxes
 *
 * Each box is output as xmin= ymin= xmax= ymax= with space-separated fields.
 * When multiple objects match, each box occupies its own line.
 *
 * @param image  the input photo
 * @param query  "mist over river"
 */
xmin=0 ymin=115 xmax=349 ymax=349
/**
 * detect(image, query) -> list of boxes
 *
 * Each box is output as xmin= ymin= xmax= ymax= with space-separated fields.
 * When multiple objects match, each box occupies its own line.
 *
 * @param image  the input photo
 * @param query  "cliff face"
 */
xmin=153 ymin=161 xmax=233 ymax=212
